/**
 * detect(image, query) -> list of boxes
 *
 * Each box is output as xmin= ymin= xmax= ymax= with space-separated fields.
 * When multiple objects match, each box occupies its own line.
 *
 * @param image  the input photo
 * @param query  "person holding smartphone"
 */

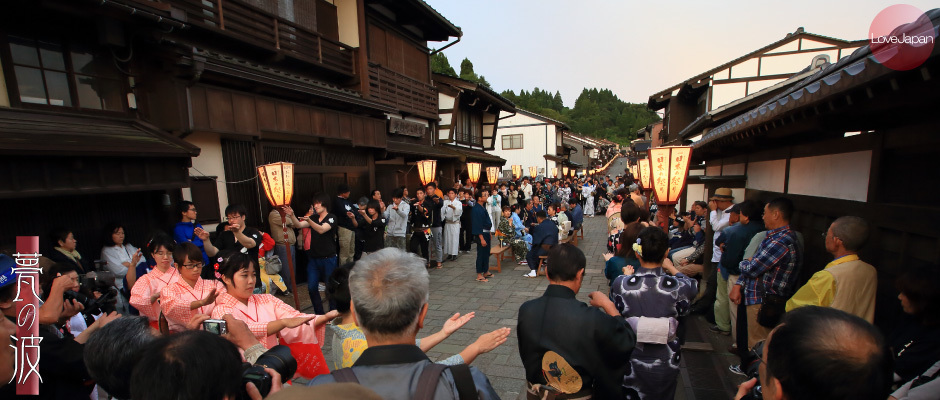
xmin=174 ymin=201 xmax=210 ymax=266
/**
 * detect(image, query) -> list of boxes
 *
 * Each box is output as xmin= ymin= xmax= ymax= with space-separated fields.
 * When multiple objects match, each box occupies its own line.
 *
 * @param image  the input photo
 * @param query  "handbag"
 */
xmin=757 ymin=292 xmax=788 ymax=328
xmin=263 ymin=254 xmax=282 ymax=275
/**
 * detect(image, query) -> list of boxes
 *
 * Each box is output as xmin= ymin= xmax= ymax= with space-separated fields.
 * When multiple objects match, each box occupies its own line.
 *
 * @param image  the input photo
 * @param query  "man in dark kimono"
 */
xmin=518 ymin=244 xmax=636 ymax=399
xmin=471 ymin=190 xmax=493 ymax=282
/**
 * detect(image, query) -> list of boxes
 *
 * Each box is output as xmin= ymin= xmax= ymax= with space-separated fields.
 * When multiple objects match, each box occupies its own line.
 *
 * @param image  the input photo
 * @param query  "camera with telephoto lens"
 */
xmin=63 ymin=271 xmax=118 ymax=315
xmin=241 ymin=345 xmax=297 ymax=398
xmin=738 ymin=340 xmax=765 ymax=400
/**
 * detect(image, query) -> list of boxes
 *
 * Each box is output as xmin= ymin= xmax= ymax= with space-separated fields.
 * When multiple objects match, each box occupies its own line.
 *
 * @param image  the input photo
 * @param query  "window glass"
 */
xmin=9 ymin=40 xmax=40 ymax=67
xmin=44 ymin=70 xmax=72 ymax=106
xmin=13 ymin=66 xmax=46 ymax=104
xmin=75 ymin=75 xmax=122 ymax=110
xmin=39 ymin=43 xmax=66 ymax=71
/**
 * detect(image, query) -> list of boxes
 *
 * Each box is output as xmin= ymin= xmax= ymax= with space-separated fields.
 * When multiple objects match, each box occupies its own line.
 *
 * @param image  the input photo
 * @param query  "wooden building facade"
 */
xmin=432 ymin=73 xmax=513 ymax=188
xmin=0 ymin=0 xmax=461 ymax=255
xmin=684 ymin=10 xmax=940 ymax=331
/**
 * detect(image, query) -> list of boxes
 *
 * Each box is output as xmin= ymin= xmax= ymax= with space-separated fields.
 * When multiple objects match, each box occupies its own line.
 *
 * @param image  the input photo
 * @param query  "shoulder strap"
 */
xmin=414 ymin=363 xmax=449 ymax=400
xmin=449 ymin=364 xmax=478 ymax=400
xmin=331 ymin=367 xmax=360 ymax=384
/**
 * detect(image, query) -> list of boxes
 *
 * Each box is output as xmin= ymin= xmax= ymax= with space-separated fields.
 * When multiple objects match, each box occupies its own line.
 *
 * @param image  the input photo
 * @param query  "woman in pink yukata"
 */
xmin=212 ymin=252 xmax=338 ymax=349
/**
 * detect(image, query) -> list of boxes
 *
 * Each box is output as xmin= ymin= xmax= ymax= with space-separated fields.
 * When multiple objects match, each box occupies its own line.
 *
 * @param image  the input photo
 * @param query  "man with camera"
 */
xmin=308 ymin=247 xmax=501 ymax=398
xmin=1 ymin=259 xmax=121 ymax=399
xmin=733 ymin=306 xmax=891 ymax=400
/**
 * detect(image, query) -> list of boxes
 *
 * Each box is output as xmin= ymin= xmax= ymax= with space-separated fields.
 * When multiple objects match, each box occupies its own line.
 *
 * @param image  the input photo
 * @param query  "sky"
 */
xmin=422 ymin=0 xmax=937 ymax=106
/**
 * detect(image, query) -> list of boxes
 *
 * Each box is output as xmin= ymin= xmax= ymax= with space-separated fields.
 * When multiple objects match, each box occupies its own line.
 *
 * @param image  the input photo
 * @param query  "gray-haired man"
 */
xmin=309 ymin=248 xmax=500 ymax=399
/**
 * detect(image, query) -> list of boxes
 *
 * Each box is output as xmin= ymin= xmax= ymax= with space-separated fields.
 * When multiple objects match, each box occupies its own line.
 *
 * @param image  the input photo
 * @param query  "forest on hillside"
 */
xmin=431 ymin=53 xmax=661 ymax=145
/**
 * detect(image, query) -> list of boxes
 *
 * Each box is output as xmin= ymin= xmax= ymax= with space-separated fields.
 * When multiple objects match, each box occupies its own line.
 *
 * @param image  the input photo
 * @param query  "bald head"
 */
xmin=765 ymin=306 xmax=890 ymax=400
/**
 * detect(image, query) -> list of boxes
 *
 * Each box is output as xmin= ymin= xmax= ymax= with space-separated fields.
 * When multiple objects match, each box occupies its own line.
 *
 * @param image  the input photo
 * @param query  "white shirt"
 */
xmin=710 ymin=208 xmax=732 ymax=263
xmin=100 ymin=244 xmax=138 ymax=289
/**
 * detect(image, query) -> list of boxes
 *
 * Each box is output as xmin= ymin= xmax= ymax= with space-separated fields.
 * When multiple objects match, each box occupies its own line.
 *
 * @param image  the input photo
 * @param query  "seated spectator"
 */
xmin=734 ymin=306 xmax=892 ymax=400
xmin=523 ymin=211 xmax=558 ymax=278
xmin=519 ymin=244 xmax=636 ymax=399
xmin=100 ymin=222 xmax=142 ymax=314
xmin=310 ymin=247 xmax=501 ymax=399
xmin=888 ymin=266 xmax=940 ymax=385
xmin=48 ymin=227 xmax=91 ymax=273
xmin=324 ymin=263 xmax=510 ymax=369
xmin=606 ymin=227 xmax=698 ymax=399
xmin=602 ymin=222 xmax=644 ymax=287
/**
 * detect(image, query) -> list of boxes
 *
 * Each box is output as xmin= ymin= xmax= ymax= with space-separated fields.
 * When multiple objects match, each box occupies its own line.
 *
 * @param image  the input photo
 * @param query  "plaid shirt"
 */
xmin=736 ymin=225 xmax=801 ymax=306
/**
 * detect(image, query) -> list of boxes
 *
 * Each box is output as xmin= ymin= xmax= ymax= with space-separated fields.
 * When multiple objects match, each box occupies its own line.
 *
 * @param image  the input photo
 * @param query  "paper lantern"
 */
xmin=512 ymin=165 xmax=522 ymax=179
xmin=638 ymin=158 xmax=651 ymax=189
xmin=417 ymin=159 xmax=437 ymax=186
xmin=648 ymin=146 xmax=693 ymax=205
xmin=467 ymin=162 xmax=482 ymax=184
xmin=486 ymin=166 xmax=499 ymax=185
xmin=630 ymin=164 xmax=638 ymax=178
xmin=529 ymin=166 xmax=537 ymax=178
xmin=257 ymin=162 xmax=294 ymax=207
xmin=551 ymin=167 xmax=558 ymax=178
xmin=562 ymin=166 xmax=569 ymax=177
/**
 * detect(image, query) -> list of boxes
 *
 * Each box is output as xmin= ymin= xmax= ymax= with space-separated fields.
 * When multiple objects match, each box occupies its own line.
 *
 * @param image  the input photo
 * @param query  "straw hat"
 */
xmin=710 ymin=188 xmax=734 ymax=201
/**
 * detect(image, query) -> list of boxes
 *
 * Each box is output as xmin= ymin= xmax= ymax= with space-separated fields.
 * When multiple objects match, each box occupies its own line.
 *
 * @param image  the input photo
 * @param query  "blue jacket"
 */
xmin=531 ymin=219 xmax=559 ymax=248
xmin=570 ymin=204 xmax=584 ymax=228
xmin=471 ymin=203 xmax=491 ymax=235
xmin=174 ymin=221 xmax=209 ymax=265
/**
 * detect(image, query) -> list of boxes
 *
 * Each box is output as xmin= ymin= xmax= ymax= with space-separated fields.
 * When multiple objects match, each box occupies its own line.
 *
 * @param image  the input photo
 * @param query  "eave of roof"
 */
xmin=694 ymin=8 xmax=940 ymax=151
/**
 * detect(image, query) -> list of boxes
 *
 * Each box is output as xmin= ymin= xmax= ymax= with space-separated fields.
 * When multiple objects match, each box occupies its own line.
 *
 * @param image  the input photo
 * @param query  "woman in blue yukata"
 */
xmin=609 ymin=226 xmax=698 ymax=400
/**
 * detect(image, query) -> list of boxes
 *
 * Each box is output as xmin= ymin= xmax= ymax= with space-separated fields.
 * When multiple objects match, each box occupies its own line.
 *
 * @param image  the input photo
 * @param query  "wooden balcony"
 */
xmin=168 ymin=0 xmax=356 ymax=76
xmin=367 ymin=63 xmax=438 ymax=119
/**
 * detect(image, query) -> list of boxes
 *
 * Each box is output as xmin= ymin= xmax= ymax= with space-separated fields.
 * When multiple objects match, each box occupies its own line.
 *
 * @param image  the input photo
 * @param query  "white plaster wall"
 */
xmin=182 ymin=131 xmax=229 ymax=231
xmin=685 ymin=183 xmax=706 ymax=208
xmin=787 ymin=151 xmax=871 ymax=202
xmin=333 ymin=0 xmax=359 ymax=47
xmin=706 ymin=165 xmax=722 ymax=176
xmin=747 ymin=159 xmax=787 ymax=193
xmin=493 ymin=112 xmax=554 ymax=177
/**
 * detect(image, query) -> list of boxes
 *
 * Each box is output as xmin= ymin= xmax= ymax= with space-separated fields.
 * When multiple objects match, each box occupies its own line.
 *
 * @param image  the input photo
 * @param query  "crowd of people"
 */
xmin=1 ymin=166 xmax=938 ymax=400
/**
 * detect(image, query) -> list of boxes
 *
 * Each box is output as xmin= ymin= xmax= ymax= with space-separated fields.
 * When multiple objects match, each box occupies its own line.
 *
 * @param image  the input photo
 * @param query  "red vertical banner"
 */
xmin=14 ymin=236 xmax=41 ymax=395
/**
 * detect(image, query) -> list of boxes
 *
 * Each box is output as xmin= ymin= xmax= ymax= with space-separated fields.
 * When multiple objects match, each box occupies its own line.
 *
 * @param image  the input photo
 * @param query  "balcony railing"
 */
xmin=168 ymin=0 xmax=356 ymax=76
xmin=367 ymin=63 xmax=437 ymax=119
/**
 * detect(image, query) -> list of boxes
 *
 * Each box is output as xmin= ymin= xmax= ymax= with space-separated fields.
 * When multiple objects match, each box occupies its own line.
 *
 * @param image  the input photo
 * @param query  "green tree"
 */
xmin=431 ymin=52 xmax=456 ymax=77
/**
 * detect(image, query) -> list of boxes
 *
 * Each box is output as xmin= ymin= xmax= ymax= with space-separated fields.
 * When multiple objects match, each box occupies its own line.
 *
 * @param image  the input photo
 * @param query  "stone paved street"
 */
xmin=282 ymin=177 xmax=745 ymax=399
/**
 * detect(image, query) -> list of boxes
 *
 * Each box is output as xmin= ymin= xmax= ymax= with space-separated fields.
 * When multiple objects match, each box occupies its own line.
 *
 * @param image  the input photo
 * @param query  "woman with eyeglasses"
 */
xmin=160 ymin=243 xmax=226 ymax=333
xmin=129 ymin=235 xmax=179 ymax=329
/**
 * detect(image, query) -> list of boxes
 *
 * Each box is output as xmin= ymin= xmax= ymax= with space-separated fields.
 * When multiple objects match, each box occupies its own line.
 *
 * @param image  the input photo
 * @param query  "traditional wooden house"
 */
xmin=365 ymin=1 xmax=463 ymax=195
xmin=648 ymin=28 xmax=865 ymax=212
xmin=563 ymin=132 xmax=598 ymax=174
xmin=0 ymin=0 xmax=460 ymax=254
xmin=491 ymin=108 xmax=569 ymax=179
xmin=432 ymin=73 xmax=513 ymax=188
xmin=648 ymin=28 xmax=865 ymax=146
xmin=684 ymin=9 xmax=940 ymax=330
